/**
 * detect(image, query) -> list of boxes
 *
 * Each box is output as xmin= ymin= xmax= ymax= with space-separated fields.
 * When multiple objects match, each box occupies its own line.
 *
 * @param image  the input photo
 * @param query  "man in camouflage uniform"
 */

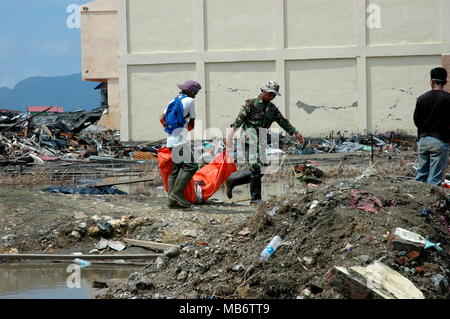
xmin=225 ymin=81 xmax=304 ymax=206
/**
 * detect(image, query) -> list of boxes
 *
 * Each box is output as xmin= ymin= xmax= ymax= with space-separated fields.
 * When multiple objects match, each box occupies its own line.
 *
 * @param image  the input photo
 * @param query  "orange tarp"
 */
xmin=157 ymin=147 xmax=237 ymax=204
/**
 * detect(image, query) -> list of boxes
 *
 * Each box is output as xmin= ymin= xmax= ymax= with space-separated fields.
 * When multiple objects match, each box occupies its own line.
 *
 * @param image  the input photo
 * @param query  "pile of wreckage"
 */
xmin=281 ymin=131 xmax=417 ymax=156
xmin=0 ymin=107 xmax=162 ymax=188
xmin=0 ymin=106 xmax=417 ymax=168
xmin=0 ymin=106 xmax=421 ymax=190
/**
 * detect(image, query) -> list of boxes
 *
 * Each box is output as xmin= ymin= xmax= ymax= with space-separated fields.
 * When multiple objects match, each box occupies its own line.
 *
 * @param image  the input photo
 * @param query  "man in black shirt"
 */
xmin=413 ymin=67 xmax=450 ymax=186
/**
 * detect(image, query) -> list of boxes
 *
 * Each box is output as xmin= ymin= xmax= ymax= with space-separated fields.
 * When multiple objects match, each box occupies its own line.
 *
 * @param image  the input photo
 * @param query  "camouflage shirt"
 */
xmin=230 ymin=94 xmax=297 ymax=135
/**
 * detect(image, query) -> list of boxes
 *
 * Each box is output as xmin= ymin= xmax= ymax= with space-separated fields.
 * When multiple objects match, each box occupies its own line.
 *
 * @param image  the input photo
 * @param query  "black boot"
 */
xmin=250 ymin=173 xmax=262 ymax=206
xmin=225 ymin=170 xmax=252 ymax=199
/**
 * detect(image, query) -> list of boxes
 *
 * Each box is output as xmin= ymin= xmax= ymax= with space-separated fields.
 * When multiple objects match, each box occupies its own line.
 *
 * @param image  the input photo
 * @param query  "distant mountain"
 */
xmin=0 ymin=73 xmax=101 ymax=112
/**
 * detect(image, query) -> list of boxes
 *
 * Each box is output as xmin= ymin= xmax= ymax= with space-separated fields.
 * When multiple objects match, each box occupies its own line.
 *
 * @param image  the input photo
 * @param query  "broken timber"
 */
xmin=0 ymin=253 xmax=162 ymax=261
xmin=90 ymin=176 xmax=154 ymax=188
xmin=123 ymin=238 xmax=179 ymax=251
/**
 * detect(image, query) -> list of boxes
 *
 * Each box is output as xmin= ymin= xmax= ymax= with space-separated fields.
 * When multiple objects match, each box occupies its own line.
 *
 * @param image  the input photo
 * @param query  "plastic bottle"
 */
xmin=260 ymin=235 xmax=283 ymax=261
xmin=266 ymin=206 xmax=279 ymax=217
xmin=73 ymin=258 xmax=92 ymax=268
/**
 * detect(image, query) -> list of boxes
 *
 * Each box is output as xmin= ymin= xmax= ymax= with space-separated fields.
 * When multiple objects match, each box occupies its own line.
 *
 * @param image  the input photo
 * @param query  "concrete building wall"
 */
xmin=206 ymin=62 xmax=276 ymax=132
xmin=81 ymin=0 xmax=120 ymax=129
xmin=286 ymin=59 xmax=358 ymax=136
xmin=205 ymin=0 xmax=275 ymax=51
xmin=128 ymin=64 xmax=196 ymax=141
xmin=80 ymin=0 xmax=450 ymax=141
xmin=367 ymin=55 xmax=443 ymax=132
xmin=128 ymin=0 xmax=196 ymax=53
xmin=367 ymin=0 xmax=442 ymax=46
xmin=285 ymin=0 xmax=357 ymax=48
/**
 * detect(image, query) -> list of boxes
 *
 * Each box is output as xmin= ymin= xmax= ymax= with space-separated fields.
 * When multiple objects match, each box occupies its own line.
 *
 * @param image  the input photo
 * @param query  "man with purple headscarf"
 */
xmin=160 ymin=80 xmax=202 ymax=208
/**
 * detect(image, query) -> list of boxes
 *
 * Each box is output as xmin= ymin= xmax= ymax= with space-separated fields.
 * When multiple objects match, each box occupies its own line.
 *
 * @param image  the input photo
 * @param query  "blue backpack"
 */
xmin=164 ymin=94 xmax=188 ymax=134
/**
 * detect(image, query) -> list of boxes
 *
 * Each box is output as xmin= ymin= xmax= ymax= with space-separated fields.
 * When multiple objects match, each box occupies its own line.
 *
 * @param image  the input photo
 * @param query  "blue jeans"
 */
xmin=416 ymin=136 xmax=449 ymax=186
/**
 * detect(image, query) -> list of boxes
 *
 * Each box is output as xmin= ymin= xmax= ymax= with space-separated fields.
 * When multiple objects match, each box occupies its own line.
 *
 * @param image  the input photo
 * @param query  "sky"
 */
xmin=0 ymin=0 xmax=92 ymax=88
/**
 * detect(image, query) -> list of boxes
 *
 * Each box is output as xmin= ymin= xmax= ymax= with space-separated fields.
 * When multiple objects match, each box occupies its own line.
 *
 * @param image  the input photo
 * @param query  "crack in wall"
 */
xmin=296 ymin=100 xmax=358 ymax=114
xmin=382 ymin=87 xmax=416 ymax=97
xmin=228 ymin=88 xmax=250 ymax=94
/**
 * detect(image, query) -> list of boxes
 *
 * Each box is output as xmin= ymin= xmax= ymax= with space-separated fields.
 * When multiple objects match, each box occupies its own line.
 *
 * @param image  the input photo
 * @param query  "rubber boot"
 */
xmin=167 ymin=174 xmax=179 ymax=208
xmin=169 ymin=169 xmax=195 ymax=208
xmin=225 ymin=170 xmax=252 ymax=199
xmin=250 ymin=173 xmax=262 ymax=206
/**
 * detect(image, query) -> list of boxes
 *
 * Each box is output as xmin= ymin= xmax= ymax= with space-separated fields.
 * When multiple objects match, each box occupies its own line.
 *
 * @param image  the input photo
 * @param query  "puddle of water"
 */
xmin=0 ymin=262 xmax=137 ymax=299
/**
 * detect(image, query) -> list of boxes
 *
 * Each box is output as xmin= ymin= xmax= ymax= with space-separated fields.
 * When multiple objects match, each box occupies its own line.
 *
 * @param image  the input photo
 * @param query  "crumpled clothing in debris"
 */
xmin=350 ymin=189 xmax=397 ymax=214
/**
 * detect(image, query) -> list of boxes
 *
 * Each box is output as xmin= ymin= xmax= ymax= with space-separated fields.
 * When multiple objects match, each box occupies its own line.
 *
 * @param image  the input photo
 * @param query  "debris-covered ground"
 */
xmin=0 ymin=113 xmax=448 ymax=299
xmin=99 ymin=166 xmax=449 ymax=299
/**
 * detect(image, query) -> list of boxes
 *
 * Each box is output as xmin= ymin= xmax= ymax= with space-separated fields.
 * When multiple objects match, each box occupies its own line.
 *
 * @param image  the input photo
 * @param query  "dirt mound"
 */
xmin=103 ymin=174 xmax=449 ymax=299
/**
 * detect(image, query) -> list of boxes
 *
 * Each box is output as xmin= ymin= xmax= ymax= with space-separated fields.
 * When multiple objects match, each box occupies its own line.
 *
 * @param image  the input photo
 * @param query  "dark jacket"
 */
xmin=413 ymin=90 xmax=450 ymax=143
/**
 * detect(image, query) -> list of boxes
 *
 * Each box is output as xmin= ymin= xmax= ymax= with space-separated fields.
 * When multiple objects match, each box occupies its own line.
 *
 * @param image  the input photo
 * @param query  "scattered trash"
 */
xmin=294 ymin=163 xmax=324 ymax=178
xmin=238 ymin=227 xmax=251 ymax=236
xmin=342 ymin=243 xmax=353 ymax=252
xmin=302 ymin=256 xmax=315 ymax=266
xmin=350 ymin=190 xmax=388 ymax=214
xmin=355 ymin=165 xmax=378 ymax=181
xmin=388 ymin=228 xmax=426 ymax=251
xmin=182 ymin=230 xmax=198 ymax=238
xmin=406 ymin=250 xmax=420 ymax=261
xmin=108 ymin=241 xmax=126 ymax=252
xmin=441 ymin=180 xmax=450 ymax=188
xmin=232 ymin=263 xmax=245 ymax=272
xmin=97 ymin=222 xmax=114 ymax=238
xmin=424 ymin=237 xmax=443 ymax=252
xmin=73 ymin=258 xmax=92 ymax=268
xmin=260 ymin=235 xmax=283 ymax=261
xmin=95 ymin=238 xmax=109 ymax=250
xmin=266 ymin=206 xmax=279 ymax=217
xmin=432 ymin=274 xmax=449 ymax=294
xmin=307 ymin=200 xmax=319 ymax=214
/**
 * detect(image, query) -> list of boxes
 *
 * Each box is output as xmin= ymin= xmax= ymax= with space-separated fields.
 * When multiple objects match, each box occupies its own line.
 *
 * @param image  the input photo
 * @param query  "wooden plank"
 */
xmin=0 ymin=253 xmax=162 ymax=260
xmin=123 ymin=238 xmax=179 ymax=251
xmin=91 ymin=176 xmax=154 ymax=188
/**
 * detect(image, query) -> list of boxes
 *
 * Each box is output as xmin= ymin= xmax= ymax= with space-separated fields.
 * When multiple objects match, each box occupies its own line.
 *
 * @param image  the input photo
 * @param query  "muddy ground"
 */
xmin=0 ymin=152 xmax=448 ymax=299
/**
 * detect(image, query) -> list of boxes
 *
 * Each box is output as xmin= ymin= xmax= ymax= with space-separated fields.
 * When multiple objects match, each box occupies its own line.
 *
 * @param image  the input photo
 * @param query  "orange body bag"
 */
xmin=157 ymin=147 xmax=237 ymax=204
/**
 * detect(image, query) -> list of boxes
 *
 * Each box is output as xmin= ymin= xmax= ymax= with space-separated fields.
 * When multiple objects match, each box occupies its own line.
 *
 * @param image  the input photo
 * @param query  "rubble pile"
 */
xmin=0 ymin=210 xmax=155 ymax=254
xmin=0 ymin=108 xmax=163 ymax=184
xmin=103 ymin=172 xmax=449 ymax=299
xmin=281 ymin=131 xmax=416 ymax=156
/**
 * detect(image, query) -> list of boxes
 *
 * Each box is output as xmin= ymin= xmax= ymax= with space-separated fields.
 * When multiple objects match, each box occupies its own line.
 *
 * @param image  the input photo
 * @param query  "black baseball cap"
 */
xmin=430 ymin=67 xmax=447 ymax=83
